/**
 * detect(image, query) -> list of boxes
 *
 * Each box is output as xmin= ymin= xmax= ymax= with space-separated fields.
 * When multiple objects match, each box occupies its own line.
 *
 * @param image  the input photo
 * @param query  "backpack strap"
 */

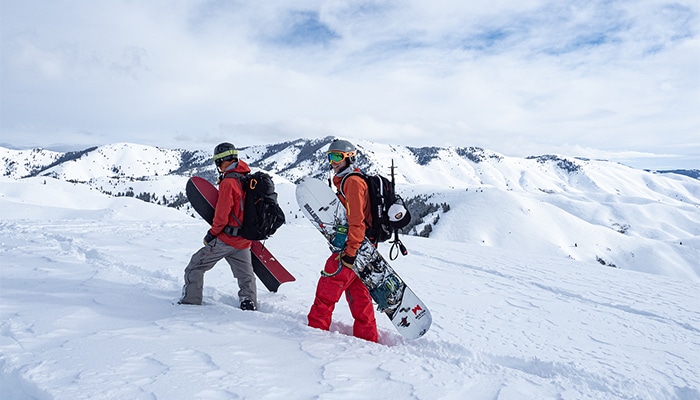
xmin=338 ymin=171 xmax=365 ymax=198
xmin=221 ymin=170 xmax=245 ymax=181
xmin=339 ymin=171 xmax=379 ymax=243
xmin=220 ymin=171 xmax=246 ymax=236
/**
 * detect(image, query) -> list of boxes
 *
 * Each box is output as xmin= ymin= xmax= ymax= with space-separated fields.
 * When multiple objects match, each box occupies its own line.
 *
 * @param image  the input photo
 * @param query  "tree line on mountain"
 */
xmin=110 ymin=185 xmax=453 ymax=240
xmin=402 ymin=195 xmax=451 ymax=238
xmin=102 ymin=189 xmax=188 ymax=209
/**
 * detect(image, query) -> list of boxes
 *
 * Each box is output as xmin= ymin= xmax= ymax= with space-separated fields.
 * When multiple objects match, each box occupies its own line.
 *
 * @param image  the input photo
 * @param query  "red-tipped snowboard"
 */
xmin=186 ymin=176 xmax=295 ymax=292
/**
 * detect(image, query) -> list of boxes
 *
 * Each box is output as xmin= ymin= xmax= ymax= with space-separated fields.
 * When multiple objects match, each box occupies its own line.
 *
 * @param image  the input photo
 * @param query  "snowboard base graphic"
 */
xmin=296 ymin=177 xmax=431 ymax=339
xmin=186 ymin=176 xmax=295 ymax=292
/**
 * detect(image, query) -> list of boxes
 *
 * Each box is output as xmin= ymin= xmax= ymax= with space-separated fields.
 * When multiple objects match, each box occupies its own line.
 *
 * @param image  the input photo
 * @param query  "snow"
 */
xmin=1 ymin=174 xmax=699 ymax=399
xmin=0 ymin=148 xmax=63 ymax=179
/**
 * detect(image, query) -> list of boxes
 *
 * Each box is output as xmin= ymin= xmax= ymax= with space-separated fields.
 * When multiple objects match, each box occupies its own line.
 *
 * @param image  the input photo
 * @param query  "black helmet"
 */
xmin=326 ymin=139 xmax=357 ymax=164
xmin=213 ymin=142 xmax=238 ymax=166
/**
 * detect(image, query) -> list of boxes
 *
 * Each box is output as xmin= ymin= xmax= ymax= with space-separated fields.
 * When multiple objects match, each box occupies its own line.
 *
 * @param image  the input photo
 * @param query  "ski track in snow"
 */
xmin=1 ymin=209 xmax=700 ymax=398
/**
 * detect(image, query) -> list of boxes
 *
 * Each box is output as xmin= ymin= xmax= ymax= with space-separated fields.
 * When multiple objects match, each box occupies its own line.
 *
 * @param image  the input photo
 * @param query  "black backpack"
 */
xmin=340 ymin=172 xmax=411 ymax=244
xmin=224 ymin=171 xmax=285 ymax=240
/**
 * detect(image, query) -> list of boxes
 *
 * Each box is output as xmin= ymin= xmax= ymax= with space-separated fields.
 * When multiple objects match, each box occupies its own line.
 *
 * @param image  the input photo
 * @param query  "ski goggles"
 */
xmin=327 ymin=151 xmax=356 ymax=164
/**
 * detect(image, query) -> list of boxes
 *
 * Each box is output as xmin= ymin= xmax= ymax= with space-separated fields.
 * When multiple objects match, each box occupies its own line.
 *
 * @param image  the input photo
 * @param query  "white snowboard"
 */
xmin=296 ymin=177 xmax=431 ymax=339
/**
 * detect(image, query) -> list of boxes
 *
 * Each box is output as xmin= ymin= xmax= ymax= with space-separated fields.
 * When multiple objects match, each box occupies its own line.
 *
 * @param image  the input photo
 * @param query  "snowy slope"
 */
xmin=1 ymin=176 xmax=698 ymax=399
xmin=0 ymin=147 xmax=63 ymax=179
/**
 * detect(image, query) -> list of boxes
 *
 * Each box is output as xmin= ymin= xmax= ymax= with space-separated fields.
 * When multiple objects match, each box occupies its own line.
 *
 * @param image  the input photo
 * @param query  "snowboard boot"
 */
xmin=240 ymin=299 xmax=256 ymax=311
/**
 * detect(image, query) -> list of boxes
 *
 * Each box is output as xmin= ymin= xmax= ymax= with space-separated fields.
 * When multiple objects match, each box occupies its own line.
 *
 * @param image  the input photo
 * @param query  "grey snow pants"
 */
xmin=179 ymin=238 xmax=257 ymax=306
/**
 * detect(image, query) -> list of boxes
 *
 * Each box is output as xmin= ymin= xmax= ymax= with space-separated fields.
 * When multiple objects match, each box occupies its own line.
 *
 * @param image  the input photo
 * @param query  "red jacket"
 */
xmin=333 ymin=169 xmax=372 ymax=258
xmin=210 ymin=160 xmax=252 ymax=250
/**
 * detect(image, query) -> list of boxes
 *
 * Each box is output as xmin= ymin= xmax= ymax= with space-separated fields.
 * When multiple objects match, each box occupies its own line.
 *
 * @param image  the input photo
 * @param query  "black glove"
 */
xmin=203 ymin=231 xmax=216 ymax=246
xmin=340 ymin=253 xmax=356 ymax=268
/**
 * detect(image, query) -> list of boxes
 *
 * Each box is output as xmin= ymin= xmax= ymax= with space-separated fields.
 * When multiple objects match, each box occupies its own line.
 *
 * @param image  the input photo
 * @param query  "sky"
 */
xmin=1 ymin=0 xmax=698 ymax=170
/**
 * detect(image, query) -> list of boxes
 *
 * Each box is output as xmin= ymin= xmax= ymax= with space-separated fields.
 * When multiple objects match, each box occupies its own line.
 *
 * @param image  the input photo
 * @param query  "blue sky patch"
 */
xmin=275 ymin=11 xmax=340 ymax=47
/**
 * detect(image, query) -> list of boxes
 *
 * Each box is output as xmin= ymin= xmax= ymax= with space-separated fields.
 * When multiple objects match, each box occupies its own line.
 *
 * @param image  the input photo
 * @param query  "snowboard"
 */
xmin=295 ymin=177 xmax=431 ymax=339
xmin=186 ymin=176 xmax=295 ymax=292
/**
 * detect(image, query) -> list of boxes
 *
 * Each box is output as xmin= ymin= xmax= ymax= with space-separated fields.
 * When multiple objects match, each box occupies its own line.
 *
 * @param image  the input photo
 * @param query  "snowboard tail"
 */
xmin=250 ymin=241 xmax=295 ymax=292
xmin=186 ymin=176 xmax=295 ymax=292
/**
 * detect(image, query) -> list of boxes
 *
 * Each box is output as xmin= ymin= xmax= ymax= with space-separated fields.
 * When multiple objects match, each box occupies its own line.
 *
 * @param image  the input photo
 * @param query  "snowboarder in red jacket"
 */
xmin=307 ymin=139 xmax=378 ymax=342
xmin=179 ymin=143 xmax=257 ymax=311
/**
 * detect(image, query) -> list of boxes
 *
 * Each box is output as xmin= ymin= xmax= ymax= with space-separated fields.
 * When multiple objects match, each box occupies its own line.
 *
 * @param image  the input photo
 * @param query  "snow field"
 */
xmin=1 ymin=175 xmax=699 ymax=399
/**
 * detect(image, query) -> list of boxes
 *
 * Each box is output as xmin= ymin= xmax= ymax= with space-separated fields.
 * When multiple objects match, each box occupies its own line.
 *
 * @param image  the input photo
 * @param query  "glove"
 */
xmin=203 ymin=231 xmax=216 ymax=246
xmin=340 ymin=253 xmax=356 ymax=268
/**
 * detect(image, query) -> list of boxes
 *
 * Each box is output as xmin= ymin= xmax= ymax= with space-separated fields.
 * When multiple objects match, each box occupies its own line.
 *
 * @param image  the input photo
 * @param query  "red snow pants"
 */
xmin=307 ymin=253 xmax=378 ymax=343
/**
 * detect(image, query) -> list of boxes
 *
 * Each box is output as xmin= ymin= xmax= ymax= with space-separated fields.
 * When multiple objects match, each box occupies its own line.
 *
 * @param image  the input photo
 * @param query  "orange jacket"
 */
xmin=333 ymin=169 xmax=372 ymax=257
xmin=211 ymin=160 xmax=252 ymax=250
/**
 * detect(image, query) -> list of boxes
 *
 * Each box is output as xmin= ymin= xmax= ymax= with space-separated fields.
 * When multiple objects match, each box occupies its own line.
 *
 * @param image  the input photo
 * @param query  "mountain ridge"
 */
xmin=1 ymin=139 xmax=698 ymax=281
xmin=3 ymin=139 xmax=698 ymax=181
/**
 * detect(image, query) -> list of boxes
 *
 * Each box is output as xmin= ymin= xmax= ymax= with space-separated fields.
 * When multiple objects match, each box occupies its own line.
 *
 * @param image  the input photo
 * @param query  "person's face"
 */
xmin=328 ymin=151 xmax=351 ymax=174
xmin=218 ymin=160 xmax=234 ymax=172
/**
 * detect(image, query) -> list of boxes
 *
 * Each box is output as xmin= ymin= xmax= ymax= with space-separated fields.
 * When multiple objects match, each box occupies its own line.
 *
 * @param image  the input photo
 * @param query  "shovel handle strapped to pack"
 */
xmin=388 ymin=160 xmax=409 ymax=260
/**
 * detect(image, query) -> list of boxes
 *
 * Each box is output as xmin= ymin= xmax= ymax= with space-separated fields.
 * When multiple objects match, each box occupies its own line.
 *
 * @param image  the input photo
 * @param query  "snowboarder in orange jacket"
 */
xmin=307 ymin=139 xmax=378 ymax=343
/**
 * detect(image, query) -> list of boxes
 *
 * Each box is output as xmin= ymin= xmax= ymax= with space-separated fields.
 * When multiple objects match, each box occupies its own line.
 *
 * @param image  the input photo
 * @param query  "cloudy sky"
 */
xmin=1 ymin=1 xmax=698 ymax=169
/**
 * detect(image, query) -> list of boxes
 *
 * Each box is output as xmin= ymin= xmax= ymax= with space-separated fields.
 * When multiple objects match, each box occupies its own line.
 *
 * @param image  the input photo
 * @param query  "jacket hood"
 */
xmin=223 ymin=159 xmax=251 ymax=175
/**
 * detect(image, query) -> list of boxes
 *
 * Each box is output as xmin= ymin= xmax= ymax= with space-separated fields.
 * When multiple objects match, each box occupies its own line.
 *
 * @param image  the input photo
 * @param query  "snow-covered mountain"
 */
xmin=1 ymin=139 xmax=699 ymax=281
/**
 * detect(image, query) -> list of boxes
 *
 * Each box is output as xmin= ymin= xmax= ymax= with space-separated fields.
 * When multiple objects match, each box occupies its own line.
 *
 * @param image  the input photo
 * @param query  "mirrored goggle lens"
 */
xmin=327 ymin=152 xmax=346 ymax=163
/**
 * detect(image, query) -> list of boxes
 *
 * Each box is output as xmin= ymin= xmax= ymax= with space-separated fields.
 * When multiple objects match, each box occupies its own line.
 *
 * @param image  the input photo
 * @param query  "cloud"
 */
xmin=0 ymin=0 xmax=698 ymax=169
